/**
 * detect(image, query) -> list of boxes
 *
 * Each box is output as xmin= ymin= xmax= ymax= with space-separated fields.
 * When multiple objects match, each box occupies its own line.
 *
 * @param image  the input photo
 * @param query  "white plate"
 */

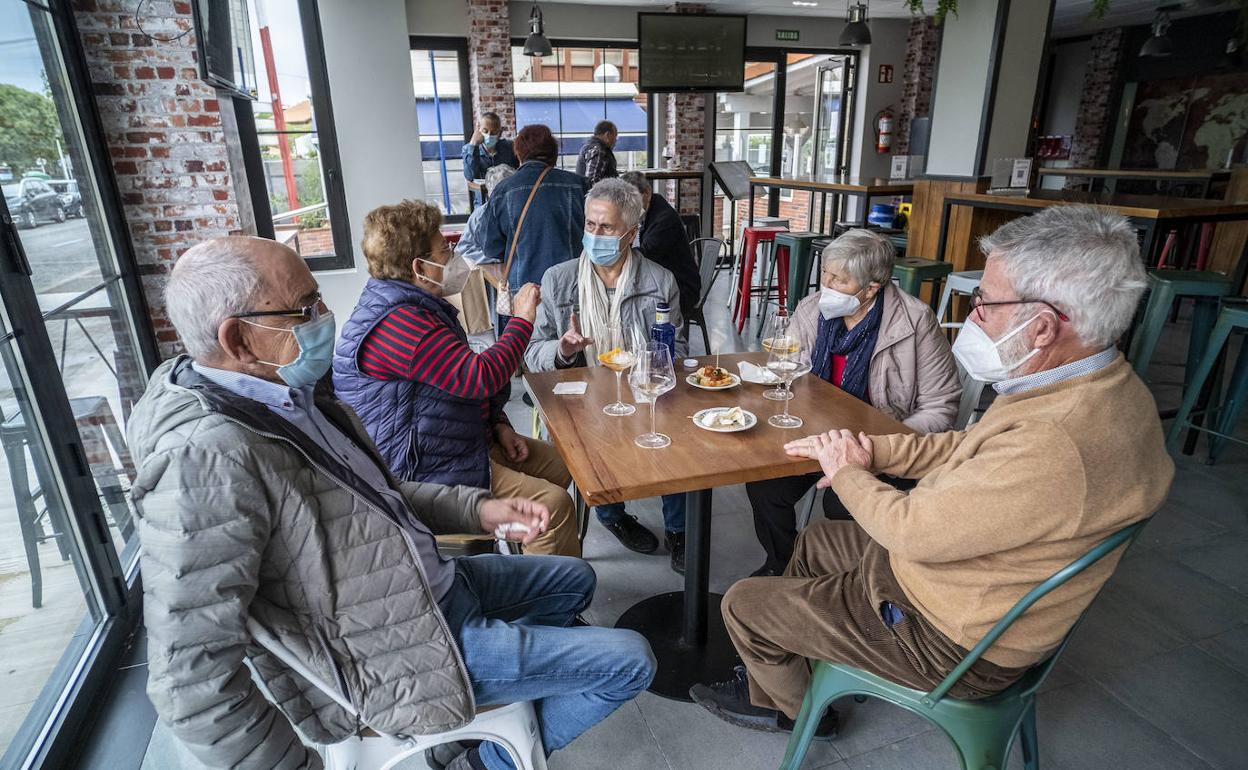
xmin=686 ymin=372 xmax=742 ymax=390
xmin=692 ymin=407 xmax=757 ymax=433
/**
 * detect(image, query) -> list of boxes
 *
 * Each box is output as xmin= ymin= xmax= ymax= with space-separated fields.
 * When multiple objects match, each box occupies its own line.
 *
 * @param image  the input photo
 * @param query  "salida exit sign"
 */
xmin=775 ymin=29 xmax=800 ymax=41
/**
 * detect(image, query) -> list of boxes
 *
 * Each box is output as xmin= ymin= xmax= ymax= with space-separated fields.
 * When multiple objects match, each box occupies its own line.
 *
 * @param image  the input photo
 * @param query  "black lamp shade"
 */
xmin=839 ymin=3 xmax=872 ymax=47
xmin=1139 ymin=34 xmax=1172 ymax=57
xmin=523 ymin=4 xmax=553 ymax=57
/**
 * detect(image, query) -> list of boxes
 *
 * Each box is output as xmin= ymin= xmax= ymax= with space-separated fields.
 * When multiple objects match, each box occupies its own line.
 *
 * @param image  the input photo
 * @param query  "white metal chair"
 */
xmin=935 ymin=270 xmax=984 ymax=331
xmin=245 ymin=618 xmax=547 ymax=770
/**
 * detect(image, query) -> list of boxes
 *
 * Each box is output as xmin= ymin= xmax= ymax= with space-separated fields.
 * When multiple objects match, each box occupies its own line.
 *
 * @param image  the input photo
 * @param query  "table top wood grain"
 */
xmin=523 ymin=352 xmax=913 ymax=506
xmin=749 ymin=175 xmax=915 ymax=195
xmin=945 ymin=190 xmax=1248 ymax=220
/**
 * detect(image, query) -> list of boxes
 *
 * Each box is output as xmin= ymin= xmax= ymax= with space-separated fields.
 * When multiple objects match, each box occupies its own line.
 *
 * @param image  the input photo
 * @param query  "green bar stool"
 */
xmin=1127 ymin=270 xmax=1231 ymax=380
xmin=892 ymin=257 xmax=953 ymax=310
xmin=779 ymin=519 xmax=1150 ymax=770
xmin=1166 ymin=300 xmax=1248 ymax=463
xmin=774 ymin=232 xmax=824 ymax=312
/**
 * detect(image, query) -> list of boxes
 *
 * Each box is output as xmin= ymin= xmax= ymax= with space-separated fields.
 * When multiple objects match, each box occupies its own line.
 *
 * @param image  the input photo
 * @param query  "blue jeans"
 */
xmin=596 ymin=493 xmax=686 ymax=533
xmin=438 ymin=555 xmax=656 ymax=770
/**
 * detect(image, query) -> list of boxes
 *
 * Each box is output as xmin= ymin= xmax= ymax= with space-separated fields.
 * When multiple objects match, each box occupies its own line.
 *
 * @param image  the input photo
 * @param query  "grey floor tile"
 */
xmin=1096 ymin=645 xmax=1248 ymax=770
xmin=1061 ymin=585 xmax=1188 ymax=676
xmin=842 ymin=729 xmax=961 ymax=770
xmin=823 ymin=696 xmax=939 ymax=761
xmin=1196 ymin=624 xmax=1248 ymax=677
xmin=1102 ymin=552 xmax=1248 ymax=642
xmin=549 ymin=700 xmax=669 ymax=770
xmin=1126 ymin=503 xmax=1227 ymax=558
xmin=1169 ymin=533 xmax=1248 ymax=596
xmin=638 ymin=691 xmax=841 ymax=770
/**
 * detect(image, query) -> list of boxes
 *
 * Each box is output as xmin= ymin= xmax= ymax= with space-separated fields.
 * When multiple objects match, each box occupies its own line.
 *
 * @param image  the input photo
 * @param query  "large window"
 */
xmin=0 ymin=0 xmax=156 ymax=765
xmin=244 ymin=0 xmax=352 ymax=269
xmin=410 ymin=40 xmax=472 ymax=219
xmin=511 ymin=44 xmax=650 ymax=172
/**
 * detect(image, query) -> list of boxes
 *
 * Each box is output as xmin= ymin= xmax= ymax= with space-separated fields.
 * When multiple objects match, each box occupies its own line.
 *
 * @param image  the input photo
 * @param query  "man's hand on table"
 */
xmin=785 ymin=430 xmax=874 ymax=488
xmin=479 ymin=498 xmax=550 ymax=544
xmin=494 ymin=423 xmax=529 ymax=463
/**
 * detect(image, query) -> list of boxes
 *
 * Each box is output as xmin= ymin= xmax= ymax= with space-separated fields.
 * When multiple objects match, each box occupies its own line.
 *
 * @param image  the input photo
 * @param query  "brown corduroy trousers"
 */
xmin=722 ymin=520 xmax=1027 ymax=718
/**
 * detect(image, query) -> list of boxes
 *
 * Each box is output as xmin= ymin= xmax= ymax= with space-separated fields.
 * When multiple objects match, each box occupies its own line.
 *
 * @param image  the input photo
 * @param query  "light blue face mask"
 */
xmin=248 ymin=311 xmax=337 ymax=389
xmin=483 ymin=133 xmax=498 ymax=149
xmin=583 ymin=229 xmax=634 ymax=266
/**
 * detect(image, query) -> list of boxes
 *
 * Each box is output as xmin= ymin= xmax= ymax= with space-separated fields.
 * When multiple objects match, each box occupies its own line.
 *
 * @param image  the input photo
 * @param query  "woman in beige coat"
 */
xmin=746 ymin=229 xmax=962 ymax=576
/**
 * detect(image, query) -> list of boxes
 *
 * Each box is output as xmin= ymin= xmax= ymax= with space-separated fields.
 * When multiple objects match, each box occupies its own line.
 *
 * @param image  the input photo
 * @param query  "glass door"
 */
xmin=0 ymin=0 xmax=149 ymax=763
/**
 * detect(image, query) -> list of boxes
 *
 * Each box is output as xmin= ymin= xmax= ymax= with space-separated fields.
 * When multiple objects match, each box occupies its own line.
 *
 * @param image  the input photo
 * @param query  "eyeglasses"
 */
xmin=969 ymin=287 xmax=1069 ymax=322
xmin=232 ymin=293 xmax=327 ymax=322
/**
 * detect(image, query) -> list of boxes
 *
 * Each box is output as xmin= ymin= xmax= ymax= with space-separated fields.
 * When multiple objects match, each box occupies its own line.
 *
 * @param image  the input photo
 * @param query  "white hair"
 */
xmin=586 ymin=177 xmax=644 ymax=229
xmin=822 ymin=228 xmax=896 ymax=286
xmin=484 ymin=164 xmax=515 ymax=191
xmin=165 ymin=237 xmax=264 ymax=360
xmin=980 ymin=205 xmax=1146 ymax=347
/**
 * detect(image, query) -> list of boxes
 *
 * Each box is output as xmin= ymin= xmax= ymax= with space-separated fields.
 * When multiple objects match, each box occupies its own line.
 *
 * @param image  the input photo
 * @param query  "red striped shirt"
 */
xmin=359 ymin=306 xmax=532 ymax=403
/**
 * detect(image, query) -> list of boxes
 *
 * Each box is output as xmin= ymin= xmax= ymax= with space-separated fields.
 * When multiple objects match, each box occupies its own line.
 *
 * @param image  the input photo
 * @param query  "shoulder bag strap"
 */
xmin=498 ymin=164 xmax=553 ymax=290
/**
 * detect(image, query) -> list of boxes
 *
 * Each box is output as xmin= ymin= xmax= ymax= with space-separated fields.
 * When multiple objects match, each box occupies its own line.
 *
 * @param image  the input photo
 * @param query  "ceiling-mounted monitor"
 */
xmin=192 ymin=0 xmax=258 ymax=99
xmin=637 ymin=13 xmax=747 ymax=93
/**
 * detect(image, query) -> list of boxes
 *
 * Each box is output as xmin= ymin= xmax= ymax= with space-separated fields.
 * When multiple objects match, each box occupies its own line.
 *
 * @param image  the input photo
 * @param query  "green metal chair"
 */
xmin=892 ymin=257 xmax=953 ymax=311
xmin=774 ymin=232 xmax=825 ymax=313
xmin=1166 ymin=299 xmax=1248 ymax=463
xmin=778 ymin=518 xmax=1149 ymax=770
xmin=1127 ymin=270 xmax=1231 ymax=379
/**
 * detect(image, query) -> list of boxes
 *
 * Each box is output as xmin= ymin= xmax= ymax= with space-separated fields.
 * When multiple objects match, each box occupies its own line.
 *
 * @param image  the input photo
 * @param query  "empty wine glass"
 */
xmin=760 ymin=307 xmax=796 ymax=401
xmin=767 ymin=344 xmax=813 ymax=429
xmin=630 ymin=342 xmax=676 ymax=449
xmin=598 ymin=321 xmax=637 ymax=416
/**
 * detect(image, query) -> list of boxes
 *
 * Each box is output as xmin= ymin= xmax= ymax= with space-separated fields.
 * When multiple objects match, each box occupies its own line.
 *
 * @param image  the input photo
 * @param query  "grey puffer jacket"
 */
xmin=128 ymin=357 xmax=488 ymax=769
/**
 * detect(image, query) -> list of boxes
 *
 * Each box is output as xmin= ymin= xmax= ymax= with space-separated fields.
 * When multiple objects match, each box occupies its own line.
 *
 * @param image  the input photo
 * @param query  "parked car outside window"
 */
xmin=2 ymin=178 xmax=67 ymax=229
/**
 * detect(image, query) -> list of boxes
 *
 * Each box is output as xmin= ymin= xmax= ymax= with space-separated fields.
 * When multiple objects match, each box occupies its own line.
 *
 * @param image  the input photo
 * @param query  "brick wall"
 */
xmin=73 ymin=0 xmax=240 ymax=358
xmin=895 ymin=16 xmax=940 ymax=155
xmin=467 ymin=0 xmax=516 ymax=131
xmin=1067 ymin=27 xmax=1125 ymax=187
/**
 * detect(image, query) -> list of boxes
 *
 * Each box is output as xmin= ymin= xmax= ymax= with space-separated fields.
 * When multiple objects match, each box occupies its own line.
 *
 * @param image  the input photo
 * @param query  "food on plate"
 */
xmin=699 ymin=406 xmax=748 ymax=428
xmin=694 ymin=365 xmax=734 ymax=387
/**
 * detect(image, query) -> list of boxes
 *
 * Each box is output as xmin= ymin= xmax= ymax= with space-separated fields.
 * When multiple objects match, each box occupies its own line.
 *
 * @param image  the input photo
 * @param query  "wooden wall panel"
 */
xmin=1208 ymin=168 xmax=1248 ymax=296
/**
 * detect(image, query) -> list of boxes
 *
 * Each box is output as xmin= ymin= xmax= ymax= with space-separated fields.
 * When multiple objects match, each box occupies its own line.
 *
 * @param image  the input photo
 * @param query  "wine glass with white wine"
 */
xmin=760 ymin=307 xmax=797 ymax=401
xmin=629 ymin=342 xmax=676 ymax=449
xmin=598 ymin=321 xmax=637 ymax=416
xmin=766 ymin=343 xmax=813 ymax=429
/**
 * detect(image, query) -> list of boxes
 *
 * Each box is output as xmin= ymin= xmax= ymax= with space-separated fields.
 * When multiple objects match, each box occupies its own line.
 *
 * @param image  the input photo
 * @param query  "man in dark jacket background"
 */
xmin=621 ymin=171 xmax=701 ymax=320
xmin=576 ymin=120 xmax=619 ymax=184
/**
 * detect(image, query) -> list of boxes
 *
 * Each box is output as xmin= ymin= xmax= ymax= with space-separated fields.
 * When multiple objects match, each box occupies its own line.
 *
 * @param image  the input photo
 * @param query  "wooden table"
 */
xmin=523 ymin=352 xmax=912 ymax=700
xmin=748 ymin=175 xmax=915 ymax=234
xmin=1036 ymin=167 xmax=1230 ymax=196
xmin=936 ymin=191 xmax=1248 ymax=286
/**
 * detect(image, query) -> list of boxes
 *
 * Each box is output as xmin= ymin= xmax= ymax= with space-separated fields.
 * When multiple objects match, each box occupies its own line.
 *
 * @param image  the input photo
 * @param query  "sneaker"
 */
xmin=444 ymin=747 xmax=483 ymax=770
xmin=666 ymin=531 xmax=686 ymax=575
xmin=690 ymin=666 xmax=838 ymax=740
xmin=602 ymin=513 xmax=659 ymax=554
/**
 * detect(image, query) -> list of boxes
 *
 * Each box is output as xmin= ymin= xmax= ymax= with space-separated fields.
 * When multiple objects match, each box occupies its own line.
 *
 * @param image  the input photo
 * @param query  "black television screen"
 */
xmin=192 ymin=0 xmax=258 ymax=99
xmin=637 ymin=13 xmax=746 ymax=93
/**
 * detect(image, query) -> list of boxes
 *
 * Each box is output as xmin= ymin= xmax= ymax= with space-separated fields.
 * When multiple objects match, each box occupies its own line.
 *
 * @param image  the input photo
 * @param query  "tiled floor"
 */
xmin=129 ymin=279 xmax=1248 ymax=770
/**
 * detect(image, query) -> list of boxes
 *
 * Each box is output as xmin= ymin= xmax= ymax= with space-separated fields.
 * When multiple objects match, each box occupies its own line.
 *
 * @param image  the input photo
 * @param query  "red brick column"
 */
xmin=467 ymin=0 xmax=517 ymax=132
xmin=73 ymin=0 xmax=240 ymax=358
xmin=1067 ymin=27 xmax=1125 ymax=189
xmin=895 ymin=16 xmax=941 ymax=155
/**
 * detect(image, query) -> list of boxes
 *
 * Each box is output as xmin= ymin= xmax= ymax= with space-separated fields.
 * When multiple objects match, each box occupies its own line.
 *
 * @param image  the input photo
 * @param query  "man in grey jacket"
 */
xmin=128 ymin=236 xmax=654 ymax=770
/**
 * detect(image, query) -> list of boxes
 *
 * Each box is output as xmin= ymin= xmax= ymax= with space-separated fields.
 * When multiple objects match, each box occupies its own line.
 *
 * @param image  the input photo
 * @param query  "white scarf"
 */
xmin=577 ymin=248 xmax=639 ymax=366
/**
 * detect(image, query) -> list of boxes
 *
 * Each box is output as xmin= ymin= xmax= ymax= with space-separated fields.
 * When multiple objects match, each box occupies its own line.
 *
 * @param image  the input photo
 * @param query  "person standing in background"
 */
xmin=576 ymin=120 xmax=619 ymax=185
xmin=461 ymin=111 xmax=518 ymax=203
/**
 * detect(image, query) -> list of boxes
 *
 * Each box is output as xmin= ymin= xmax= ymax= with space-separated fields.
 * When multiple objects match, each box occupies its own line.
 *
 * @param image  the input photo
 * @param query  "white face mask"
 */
xmin=951 ymin=313 xmax=1043 ymax=382
xmin=818 ymin=286 xmax=865 ymax=320
xmin=417 ymin=253 xmax=471 ymax=296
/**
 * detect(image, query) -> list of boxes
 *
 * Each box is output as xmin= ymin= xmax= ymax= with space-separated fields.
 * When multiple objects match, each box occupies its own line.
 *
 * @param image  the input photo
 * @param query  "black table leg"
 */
xmin=748 ymin=183 xmax=756 ymax=228
xmin=615 ymin=488 xmax=742 ymax=701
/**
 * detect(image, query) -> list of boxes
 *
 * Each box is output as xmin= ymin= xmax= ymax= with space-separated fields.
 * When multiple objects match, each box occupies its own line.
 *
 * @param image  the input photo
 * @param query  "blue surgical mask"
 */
xmin=583 ymin=230 xmax=633 ymax=266
xmin=483 ymin=133 xmax=498 ymax=149
xmin=247 ymin=311 xmax=337 ymax=388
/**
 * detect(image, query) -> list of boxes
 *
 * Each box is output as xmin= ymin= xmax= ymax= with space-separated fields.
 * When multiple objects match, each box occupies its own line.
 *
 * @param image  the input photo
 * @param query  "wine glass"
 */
xmin=629 ymin=342 xmax=676 ymax=449
xmin=767 ymin=344 xmax=813 ymax=429
xmin=598 ymin=322 xmax=637 ymax=416
xmin=760 ymin=307 xmax=796 ymax=401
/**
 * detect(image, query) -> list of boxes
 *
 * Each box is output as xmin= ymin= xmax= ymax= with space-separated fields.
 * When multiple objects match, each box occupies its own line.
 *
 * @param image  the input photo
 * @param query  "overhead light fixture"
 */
xmin=839 ymin=1 xmax=872 ymax=47
xmin=793 ymin=1 xmax=819 ymax=6
xmin=523 ymin=3 xmax=553 ymax=57
xmin=1139 ymin=5 xmax=1175 ymax=58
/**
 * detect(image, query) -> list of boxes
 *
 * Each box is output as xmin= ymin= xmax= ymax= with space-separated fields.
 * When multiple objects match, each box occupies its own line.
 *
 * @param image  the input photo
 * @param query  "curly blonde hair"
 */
xmin=362 ymin=200 xmax=443 ymax=281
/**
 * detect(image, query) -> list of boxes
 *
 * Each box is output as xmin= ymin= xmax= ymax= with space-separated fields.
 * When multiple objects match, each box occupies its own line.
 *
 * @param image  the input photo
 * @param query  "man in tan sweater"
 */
xmin=691 ymin=205 xmax=1174 ymax=739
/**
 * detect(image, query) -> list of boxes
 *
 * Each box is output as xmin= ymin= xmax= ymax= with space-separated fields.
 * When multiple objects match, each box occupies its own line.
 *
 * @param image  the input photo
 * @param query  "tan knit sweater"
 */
xmin=830 ymin=354 xmax=1174 ymax=668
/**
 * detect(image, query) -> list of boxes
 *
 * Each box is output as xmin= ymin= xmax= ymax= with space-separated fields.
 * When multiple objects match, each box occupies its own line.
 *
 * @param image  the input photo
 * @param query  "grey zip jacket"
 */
xmin=128 ymin=357 xmax=487 ymax=769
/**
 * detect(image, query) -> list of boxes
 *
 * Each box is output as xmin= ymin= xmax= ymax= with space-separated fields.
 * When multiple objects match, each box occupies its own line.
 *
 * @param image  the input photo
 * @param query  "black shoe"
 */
xmin=666 ymin=531 xmax=686 ymax=575
xmin=571 ymin=613 xmax=592 ymax=627
xmin=602 ymin=513 xmax=659 ymax=554
xmin=690 ymin=666 xmax=838 ymax=740
xmin=750 ymin=564 xmax=780 ymax=577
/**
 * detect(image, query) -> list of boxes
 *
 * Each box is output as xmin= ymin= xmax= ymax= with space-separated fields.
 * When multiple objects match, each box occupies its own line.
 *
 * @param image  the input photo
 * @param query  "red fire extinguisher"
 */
xmin=875 ymin=108 xmax=894 ymax=154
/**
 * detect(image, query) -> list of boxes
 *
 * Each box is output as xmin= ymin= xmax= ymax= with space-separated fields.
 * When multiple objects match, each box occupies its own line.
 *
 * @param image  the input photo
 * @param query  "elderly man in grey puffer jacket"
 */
xmin=128 ymin=236 xmax=654 ymax=770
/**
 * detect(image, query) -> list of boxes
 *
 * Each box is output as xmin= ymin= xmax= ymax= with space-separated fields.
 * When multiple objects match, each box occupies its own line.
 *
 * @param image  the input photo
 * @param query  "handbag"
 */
xmin=490 ymin=165 xmax=552 ymax=316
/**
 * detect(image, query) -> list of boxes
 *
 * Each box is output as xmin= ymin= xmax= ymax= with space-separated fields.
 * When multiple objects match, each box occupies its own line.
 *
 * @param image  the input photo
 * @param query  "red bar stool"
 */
xmin=734 ymin=226 xmax=788 ymax=333
xmin=442 ymin=230 xmax=463 ymax=247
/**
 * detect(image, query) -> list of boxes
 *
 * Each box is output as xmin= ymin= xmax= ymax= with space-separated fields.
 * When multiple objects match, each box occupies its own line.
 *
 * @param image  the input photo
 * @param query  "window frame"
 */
xmin=409 ymin=36 xmax=473 ymax=224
